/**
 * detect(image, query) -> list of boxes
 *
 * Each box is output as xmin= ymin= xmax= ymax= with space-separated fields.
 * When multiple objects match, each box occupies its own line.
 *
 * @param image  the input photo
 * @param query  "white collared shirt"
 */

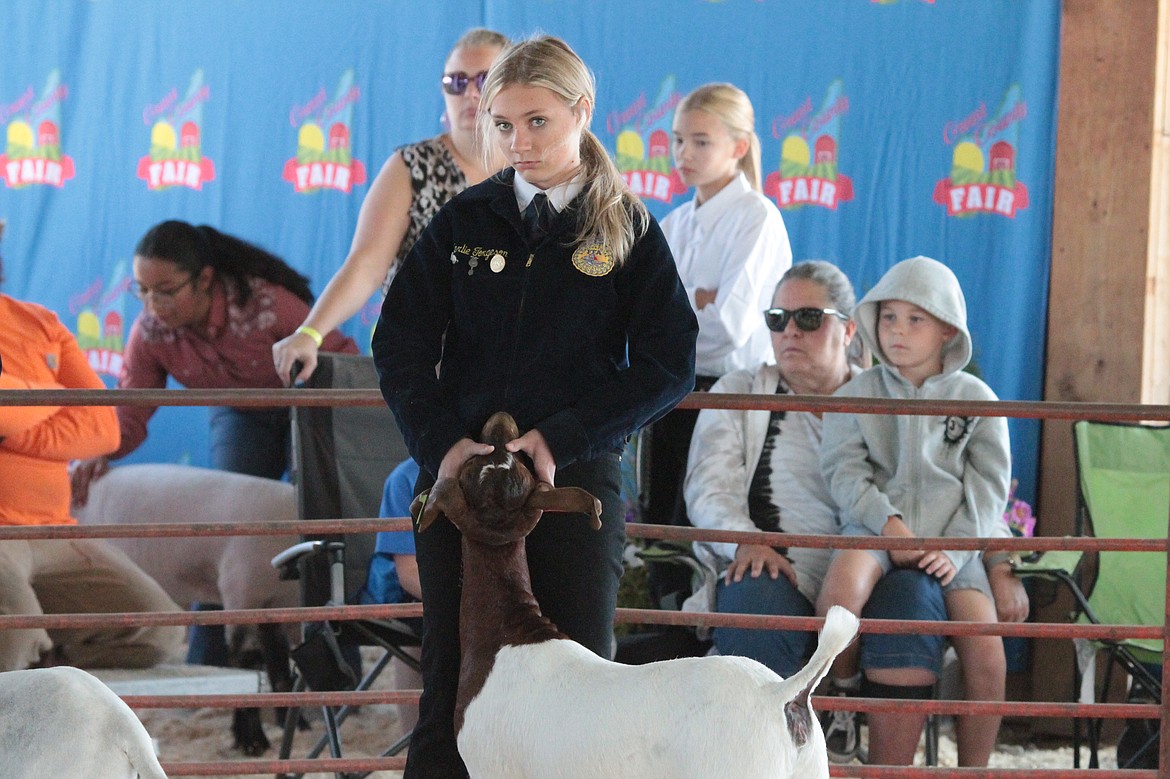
xmin=513 ymin=171 xmax=585 ymax=216
xmin=661 ymin=171 xmax=792 ymax=377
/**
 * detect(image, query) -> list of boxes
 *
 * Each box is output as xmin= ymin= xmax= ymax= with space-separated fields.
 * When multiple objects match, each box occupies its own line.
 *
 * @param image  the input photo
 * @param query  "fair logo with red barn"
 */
xmin=283 ymin=70 xmax=367 ymax=194
xmin=72 ymin=262 xmax=132 ymax=379
xmin=0 ymin=70 xmax=76 ymax=189
xmin=610 ymin=76 xmax=687 ymax=205
xmin=764 ymin=80 xmax=854 ymax=211
xmin=933 ymin=85 xmax=1029 ymax=218
xmin=138 ymin=70 xmax=216 ymax=191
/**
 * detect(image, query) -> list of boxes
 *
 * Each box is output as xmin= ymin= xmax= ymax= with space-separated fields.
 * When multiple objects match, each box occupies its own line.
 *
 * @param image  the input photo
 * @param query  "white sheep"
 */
xmin=0 ymin=666 xmax=167 ymax=779
xmin=75 ymin=463 xmax=301 ymax=755
xmin=416 ymin=412 xmax=860 ymax=779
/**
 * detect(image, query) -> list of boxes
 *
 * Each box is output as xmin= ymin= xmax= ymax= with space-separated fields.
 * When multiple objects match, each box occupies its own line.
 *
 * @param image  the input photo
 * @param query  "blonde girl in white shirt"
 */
xmin=646 ymin=83 xmax=792 ymax=540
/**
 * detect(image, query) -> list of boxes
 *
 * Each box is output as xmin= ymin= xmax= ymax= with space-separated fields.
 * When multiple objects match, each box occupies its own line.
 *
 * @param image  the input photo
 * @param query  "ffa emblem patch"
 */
xmin=572 ymin=243 xmax=615 ymax=277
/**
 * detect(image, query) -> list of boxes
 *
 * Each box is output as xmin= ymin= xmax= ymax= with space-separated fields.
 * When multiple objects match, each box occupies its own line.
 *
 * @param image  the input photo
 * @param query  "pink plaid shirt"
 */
xmin=113 ymin=276 xmax=358 ymax=458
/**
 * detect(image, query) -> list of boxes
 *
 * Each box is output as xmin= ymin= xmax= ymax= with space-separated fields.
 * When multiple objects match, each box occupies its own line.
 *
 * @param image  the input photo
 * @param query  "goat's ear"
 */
xmin=524 ymin=484 xmax=602 ymax=529
xmin=413 ymin=478 xmax=468 ymax=532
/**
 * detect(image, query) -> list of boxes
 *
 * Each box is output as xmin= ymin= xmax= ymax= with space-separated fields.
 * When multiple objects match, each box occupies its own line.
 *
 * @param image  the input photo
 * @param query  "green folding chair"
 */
xmin=1013 ymin=420 xmax=1169 ymax=769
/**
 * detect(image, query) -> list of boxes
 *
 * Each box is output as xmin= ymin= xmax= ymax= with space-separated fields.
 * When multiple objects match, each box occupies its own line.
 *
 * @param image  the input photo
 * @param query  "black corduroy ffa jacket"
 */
xmin=373 ymin=168 xmax=697 ymax=478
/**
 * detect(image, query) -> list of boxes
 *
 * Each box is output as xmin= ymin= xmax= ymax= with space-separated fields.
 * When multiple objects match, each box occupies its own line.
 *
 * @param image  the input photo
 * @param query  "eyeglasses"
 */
xmin=134 ymin=276 xmax=195 ymax=303
xmin=441 ymin=70 xmax=489 ymax=96
xmin=764 ymin=307 xmax=849 ymax=333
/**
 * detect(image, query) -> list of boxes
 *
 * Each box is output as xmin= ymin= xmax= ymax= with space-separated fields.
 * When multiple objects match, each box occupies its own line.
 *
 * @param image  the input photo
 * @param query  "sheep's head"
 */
xmin=413 ymin=411 xmax=602 ymax=545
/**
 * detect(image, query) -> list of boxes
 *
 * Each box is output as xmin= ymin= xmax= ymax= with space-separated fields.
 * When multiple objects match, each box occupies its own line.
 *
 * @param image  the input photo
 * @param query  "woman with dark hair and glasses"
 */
xmin=273 ymin=28 xmax=509 ymax=386
xmin=70 ymin=219 xmax=358 ymax=503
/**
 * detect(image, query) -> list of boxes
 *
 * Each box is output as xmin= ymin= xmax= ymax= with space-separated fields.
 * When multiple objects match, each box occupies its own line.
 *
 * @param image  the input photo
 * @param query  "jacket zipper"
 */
xmin=908 ymin=386 xmax=921 ymax=526
xmin=502 ymin=252 xmax=537 ymax=407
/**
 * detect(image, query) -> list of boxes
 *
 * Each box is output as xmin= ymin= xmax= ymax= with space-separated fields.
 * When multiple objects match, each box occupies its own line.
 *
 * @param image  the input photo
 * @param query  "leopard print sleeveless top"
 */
xmin=380 ymin=135 xmax=468 ymax=296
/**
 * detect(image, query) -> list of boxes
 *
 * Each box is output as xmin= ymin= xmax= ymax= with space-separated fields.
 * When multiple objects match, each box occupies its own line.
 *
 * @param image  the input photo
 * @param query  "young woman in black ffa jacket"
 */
xmin=372 ymin=35 xmax=698 ymax=778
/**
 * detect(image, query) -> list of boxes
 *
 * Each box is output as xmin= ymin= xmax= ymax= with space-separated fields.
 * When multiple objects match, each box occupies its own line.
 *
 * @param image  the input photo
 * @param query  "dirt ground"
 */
xmin=143 ymin=649 xmax=416 ymax=779
xmin=143 ymin=709 xmax=1119 ymax=778
xmin=145 ymin=700 xmax=410 ymax=778
xmin=139 ymin=651 xmax=1120 ymax=778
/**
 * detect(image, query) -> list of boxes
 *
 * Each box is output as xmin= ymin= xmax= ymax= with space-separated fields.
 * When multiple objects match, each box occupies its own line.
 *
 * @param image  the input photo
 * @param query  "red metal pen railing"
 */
xmin=0 ymin=386 xmax=1166 ymax=777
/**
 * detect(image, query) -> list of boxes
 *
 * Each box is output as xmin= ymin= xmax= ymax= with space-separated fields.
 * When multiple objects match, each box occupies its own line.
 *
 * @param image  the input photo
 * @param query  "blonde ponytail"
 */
xmin=479 ymin=35 xmax=648 ymax=265
xmin=577 ymin=130 xmax=648 ymax=265
xmin=742 ymin=133 xmax=762 ymax=192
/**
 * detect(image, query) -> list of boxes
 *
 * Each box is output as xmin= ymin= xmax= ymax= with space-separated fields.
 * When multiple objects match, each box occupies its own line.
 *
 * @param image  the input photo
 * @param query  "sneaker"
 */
xmin=819 ymin=685 xmax=860 ymax=763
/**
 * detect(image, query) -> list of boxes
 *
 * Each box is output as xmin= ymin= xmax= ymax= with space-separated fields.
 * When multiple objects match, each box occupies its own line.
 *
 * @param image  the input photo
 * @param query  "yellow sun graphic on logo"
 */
xmin=616 ymin=130 xmax=644 ymax=160
xmin=77 ymin=310 xmax=101 ymax=342
xmin=781 ymin=135 xmax=811 ymax=167
xmin=298 ymin=123 xmax=325 ymax=152
xmin=952 ymin=141 xmax=985 ymax=173
xmin=7 ymin=120 xmax=34 ymax=149
xmin=150 ymin=121 xmax=177 ymax=150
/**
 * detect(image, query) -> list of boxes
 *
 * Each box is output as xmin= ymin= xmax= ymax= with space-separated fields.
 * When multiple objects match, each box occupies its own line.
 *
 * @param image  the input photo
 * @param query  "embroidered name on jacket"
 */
xmin=451 ymin=245 xmax=509 ymax=276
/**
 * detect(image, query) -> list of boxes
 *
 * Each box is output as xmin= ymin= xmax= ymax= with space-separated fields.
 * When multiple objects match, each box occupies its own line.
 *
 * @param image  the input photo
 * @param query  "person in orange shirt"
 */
xmin=0 ymin=229 xmax=183 ymax=670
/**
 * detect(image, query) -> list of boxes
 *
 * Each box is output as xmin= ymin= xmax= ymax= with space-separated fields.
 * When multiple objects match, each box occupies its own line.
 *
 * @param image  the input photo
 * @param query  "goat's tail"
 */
xmin=772 ymin=606 xmax=860 ymax=745
xmin=784 ymin=606 xmax=859 ymax=702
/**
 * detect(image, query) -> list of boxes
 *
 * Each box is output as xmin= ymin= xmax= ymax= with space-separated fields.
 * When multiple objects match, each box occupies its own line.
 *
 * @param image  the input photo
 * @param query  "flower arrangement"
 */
xmin=1004 ymin=479 xmax=1035 ymax=538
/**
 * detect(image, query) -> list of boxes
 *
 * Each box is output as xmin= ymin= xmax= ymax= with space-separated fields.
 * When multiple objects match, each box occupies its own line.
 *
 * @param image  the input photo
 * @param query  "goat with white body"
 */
xmin=416 ymin=411 xmax=859 ymax=779
xmin=0 ymin=666 xmax=167 ymax=779
xmin=75 ymin=463 xmax=300 ymax=755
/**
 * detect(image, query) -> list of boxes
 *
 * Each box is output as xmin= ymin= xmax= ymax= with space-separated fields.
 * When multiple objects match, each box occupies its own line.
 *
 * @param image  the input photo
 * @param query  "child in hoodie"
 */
xmin=816 ymin=255 xmax=1011 ymax=767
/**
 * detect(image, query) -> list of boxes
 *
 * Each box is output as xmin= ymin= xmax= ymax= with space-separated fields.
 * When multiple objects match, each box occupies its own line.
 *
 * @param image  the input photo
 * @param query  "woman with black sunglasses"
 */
xmin=685 ymin=260 xmax=958 ymax=766
xmin=273 ymin=28 xmax=509 ymax=386
xmin=272 ymin=31 xmax=509 ymax=734
xmin=686 ymin=262 xmax=864 ymax=685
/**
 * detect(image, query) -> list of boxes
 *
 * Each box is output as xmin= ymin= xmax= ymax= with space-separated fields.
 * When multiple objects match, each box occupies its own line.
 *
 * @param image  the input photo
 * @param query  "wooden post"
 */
xmin=1034 ymin=0 xmax=1166 ymax=731
xmin=1145 ymin=0 xmax=1170 ymax=405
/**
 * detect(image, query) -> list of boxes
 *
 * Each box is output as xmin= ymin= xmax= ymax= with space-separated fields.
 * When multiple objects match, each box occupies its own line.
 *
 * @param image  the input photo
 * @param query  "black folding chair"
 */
xmin=615 ymin=431 xmax=713 ymax=664
xmin=272 ymin=353 xmax=421 ymax=779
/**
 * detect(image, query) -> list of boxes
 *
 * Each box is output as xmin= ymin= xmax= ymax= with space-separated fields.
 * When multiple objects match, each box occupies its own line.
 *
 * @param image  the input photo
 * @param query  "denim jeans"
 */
xmin=860 ymin=569 xmax=947 ymax=675
xmin=207 ymin=406 xmax=290 ymax=479
xmin=189 ymin=406 xmax=290 ymax=664
xmin=714 ymin=570 xmax=816 ymax=678
xmin=713 ymin=566 xmax=946 ymax=678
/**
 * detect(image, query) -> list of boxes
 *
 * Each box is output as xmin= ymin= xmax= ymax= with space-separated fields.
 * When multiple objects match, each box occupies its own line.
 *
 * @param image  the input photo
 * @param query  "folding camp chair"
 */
xmin=1013 ymin=420 xmax=1169 ymax=769
xmin=614 ymin=430 xmax=714 ymax=663
xmin=615 ymin=538 xmax=714 ymax=664
xmin=272 ymin=353 xmax=421 ymax=779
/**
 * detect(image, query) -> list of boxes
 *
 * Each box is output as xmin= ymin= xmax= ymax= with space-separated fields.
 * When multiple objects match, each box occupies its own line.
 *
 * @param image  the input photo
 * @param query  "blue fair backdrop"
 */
xmin=0 ymin=0 xmax=1058 ymax=504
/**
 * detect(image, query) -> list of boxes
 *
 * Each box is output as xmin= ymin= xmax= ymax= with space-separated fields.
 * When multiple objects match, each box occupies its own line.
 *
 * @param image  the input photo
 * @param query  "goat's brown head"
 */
xmin=413 ymin=411 xmax=602 ymax=545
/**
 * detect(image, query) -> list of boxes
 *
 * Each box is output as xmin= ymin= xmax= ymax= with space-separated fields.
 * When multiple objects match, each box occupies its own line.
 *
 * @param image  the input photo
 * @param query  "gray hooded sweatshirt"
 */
xmin=820 ymin=256 xmax=1011 ymax=573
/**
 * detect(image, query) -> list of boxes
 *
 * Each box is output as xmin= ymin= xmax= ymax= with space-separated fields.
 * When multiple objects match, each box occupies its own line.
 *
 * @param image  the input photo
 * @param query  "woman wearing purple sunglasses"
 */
xmin=274 ymin=28 xmax=509 ymax=385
